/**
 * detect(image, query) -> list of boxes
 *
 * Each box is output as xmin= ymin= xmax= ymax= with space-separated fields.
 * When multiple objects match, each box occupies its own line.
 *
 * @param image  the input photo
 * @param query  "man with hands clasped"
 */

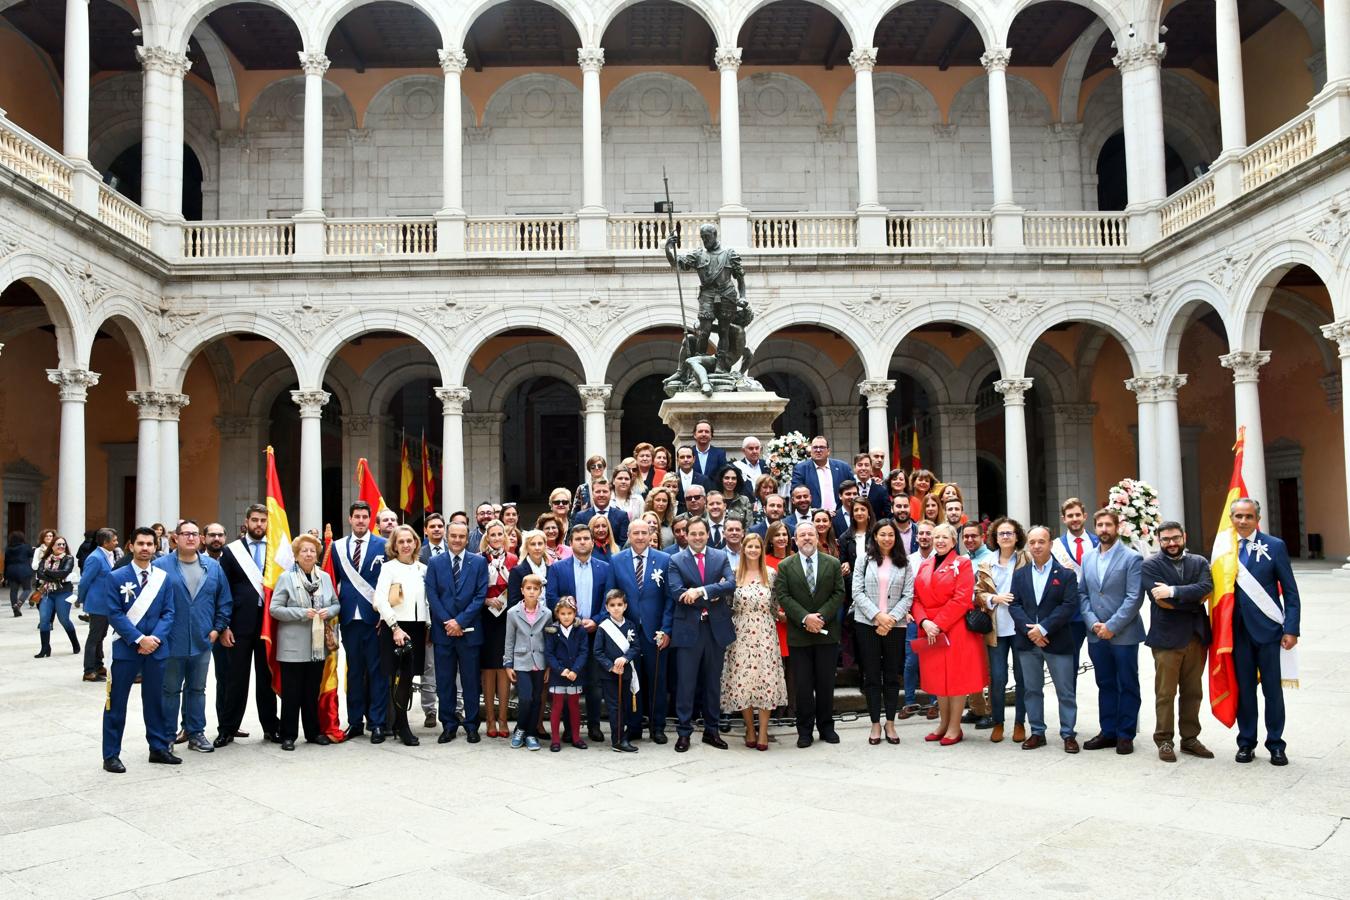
xmin=1009 ymin=526 xmax=1080 ymax=753
xmin=774 ymin=520 xmax=846 ymax=748
xmin=667 ymin=518 xmax=736 ymax=752
xmin=425 ymin=521 xmax=488 ymax=744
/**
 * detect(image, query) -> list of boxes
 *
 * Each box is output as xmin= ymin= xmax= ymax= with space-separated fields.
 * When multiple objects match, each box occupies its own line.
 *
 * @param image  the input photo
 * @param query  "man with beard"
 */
xmin=1078 ymin=509 xmax=1144 ymax=755
xmin=214 ymin=505 xmax=281 ymax=747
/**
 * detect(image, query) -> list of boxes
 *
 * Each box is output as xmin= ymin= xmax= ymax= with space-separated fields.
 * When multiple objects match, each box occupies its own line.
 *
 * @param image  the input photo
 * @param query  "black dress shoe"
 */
xmin=400 ymin=730 xmax=421 ymax=747
xmin=466 ymin=730 xmax=481 ymax=744
xmin=148 ymin=749 xmax=181 ymax=765
xmin=310 ymin=735 xmax=334 ymax=746
xmin=588 ymin=727 xmax=606 ymax=743
xmin=370 ymin=727 xmax=387 ymax=745
xmin=674 ymin=735 xmax=690 ymax=752
xmin=281 ymin=740 xmax=295 ymax=751
xmin=438 ymin=728 xmax=457 ymax=744
xmin=234 ymin=730 xmax=249 ymax=739
xmin=702 ymin=734 xmax=728 ymax=749
xmin=797 ymin=735 xmax=813 ymax=748
xmin=821 ymin=732 xmax=841 ymax=744
xmin=1083 ymin=734 xmax=1118 ymax=751
xmin=1270 ymin=748 xmax=1289 ymax=766
xmin=263 ymin=732 xmax=284 ymax=745
xmin=344 ymin=724 xmax=365 ymax=741
xmin=212 ymin=734 xmax=233 ymax=749
xmin=961 ymin=710 xmax=980 ymax=724
xmin=103 ymin=756 xmax=126 ymax=774
xmin=1235 ymin=746 xmax=1256 ymax=763
xmin=650 ymin=730 xmax=668 ymax=745
xmin=974 ymin=716 xmax=995 ymax=730
xmin=615 ymin=740 xmax=638 ymax=753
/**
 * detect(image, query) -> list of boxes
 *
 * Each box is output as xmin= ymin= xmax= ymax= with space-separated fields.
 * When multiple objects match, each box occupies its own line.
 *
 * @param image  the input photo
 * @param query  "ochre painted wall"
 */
xmin=1242 ymin=11 xmax=1316 ymax=141
xmin=0 ymin=28 xmax=63 ymax=148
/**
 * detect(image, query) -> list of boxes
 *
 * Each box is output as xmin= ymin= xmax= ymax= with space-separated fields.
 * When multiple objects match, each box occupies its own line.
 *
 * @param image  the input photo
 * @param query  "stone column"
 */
xmin=1124 ymin=376 xmax=1160 ymax=488
xmin=715 ymin=47 xmax=749 ymax=246
xmin=1050 ymin=402 xmax=1098 ymax=508
xmin=295 ymin=51 xmax=330 ymax=257
xmin=981 ymin=48 xmax=1024 ymax=246
xmin=464 ymin=412 xmax=505 ymax=506
xmin=157 ymin=392 xmax=190 ymax=524
xmin=1327 ymin=0 xmax=1349 ymax=87
xmin=47 ymin=369 xmax=99 ymax=540
xmin=128 ymin=392 xmax=161 ymax=527
xmin=932 ymin=403 xmax=979 ymax=515
xmin=1215 ymin=0 xmax=1247 ymax=154
xmin=215 ymin=415 xmax=267 ymax=526
xmin=1220 ymin=351 xmax=1272 ymax=514
xmin=435 ymin=387 xmax=470 ymax=514
xmin=858 ymin=379 xmax=895 ymax=469
xmin=994 ymin=378 xmax=1033 ymax=523
xmin=62 ymin=0 xmax=100 ymax=213
xmin=136 ymin=46 xmax=189 ymax=216
xmin=436 ymin=48 xmax=468 ymax=254
xmin=1153 ymin=375 xmax=1187 ymax=523
xmin=1322 ymin=321 xmax=1350 ymax=571
xmin=578 ymin=384 xmax=612 ymax=465
xmin=605 ymin=407 xmax=625 ymax=467
xmin=291 ymin=390 xmax=329 ymax=532
xmin=815 ymin=406 xmax=859 ymax=464
xmin=849 ymin=48 xmax=887 ymax=248
xmin=577 ymin=48 xmax=607 ymax=251
xmin=1113 ymin=43 xmax=1168 ymax=207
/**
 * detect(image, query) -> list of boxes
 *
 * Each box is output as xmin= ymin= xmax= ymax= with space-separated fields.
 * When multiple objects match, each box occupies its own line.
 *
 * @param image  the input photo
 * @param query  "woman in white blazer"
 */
xmin=851 ymin=519 xmax=915 ymax=746
xmin=269 ymin=533 xmax=340 ymax=750
xmin=372 ymin=524 xmax=430 ymax=747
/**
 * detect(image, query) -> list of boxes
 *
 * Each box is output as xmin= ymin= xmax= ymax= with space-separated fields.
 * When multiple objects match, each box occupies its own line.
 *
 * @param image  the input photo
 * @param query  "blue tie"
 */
xmin=451 ymin=554 xmax=461 ymax=587
xmin=1240 ymin=538 xmax=1249 ymax=566
xmin=252 ymin=540 xmax=263 ymax=570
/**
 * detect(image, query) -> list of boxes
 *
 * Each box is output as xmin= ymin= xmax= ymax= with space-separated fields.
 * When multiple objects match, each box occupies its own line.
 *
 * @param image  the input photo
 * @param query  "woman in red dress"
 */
xmin=911 ymin=522 xmax=988 ymax=745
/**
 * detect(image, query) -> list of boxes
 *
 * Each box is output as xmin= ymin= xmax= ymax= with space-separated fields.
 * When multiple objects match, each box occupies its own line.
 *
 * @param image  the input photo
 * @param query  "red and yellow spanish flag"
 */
xmin=355 ymin=457 xmax=390 ymax=517
xmin=421 ymin=432 xmax=436 ymax=514
xmin=399 ymin=434 xmax=416 ymax=515
xmin=1208 ymin=426 xmax=1247 ymax=728
xmin=911 ymin=422 xmax=922 ymax=470
xmin=318 ymin=524 xmax=345 ymax=742
xmin=889 ymin=422 xmax=901 ymax=474
xmin=260 ymin=447 xmax=293 ymax=696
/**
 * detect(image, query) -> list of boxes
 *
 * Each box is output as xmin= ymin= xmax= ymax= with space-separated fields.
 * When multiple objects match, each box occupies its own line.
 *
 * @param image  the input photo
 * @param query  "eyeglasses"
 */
xmin=551 ymin=500 xmax=570 ymax=506
xmin=178 ymin=531 xmax=200 ymax=538
xmin=996 ymin=531 xmax=1017 ymax=538
xmin=1158 ymin=535 xmax=1185 ymax=544
xmin=588 ymin=462 xmax=605 ymax=470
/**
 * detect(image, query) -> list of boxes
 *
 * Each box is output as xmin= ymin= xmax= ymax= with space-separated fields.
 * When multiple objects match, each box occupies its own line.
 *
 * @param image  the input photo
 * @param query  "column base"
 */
xmin=1309 ymin=81 xmax=1350 ymax=153
xmin=577 ymin=206 xmax=608 ymax=252
xmin=1210 ymin=152 xmax=1245 ymax=207
xmin=717 ymin=204 xmax=750 ymax=248
xmin=293 ymin=211 xmax=327 ymax=259
xmin=69 ymin=161 xmax=101 ymax=217
xmin=1125 ymin=202 xmax=1161 ymax=248
xmin=990 ymin=204 xmax=1024 ymax=249
xmin=856 ymin=204 xmax=889 ymax=250
xmin=435 ymin=208 xmax=466 ymax=256
xmin=149 ymin=215 xmax=184 ymax=259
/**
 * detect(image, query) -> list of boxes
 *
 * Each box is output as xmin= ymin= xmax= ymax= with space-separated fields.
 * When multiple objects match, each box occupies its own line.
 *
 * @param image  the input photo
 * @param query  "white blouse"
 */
xmin=372 ymin=558 xmax=429 ymax=627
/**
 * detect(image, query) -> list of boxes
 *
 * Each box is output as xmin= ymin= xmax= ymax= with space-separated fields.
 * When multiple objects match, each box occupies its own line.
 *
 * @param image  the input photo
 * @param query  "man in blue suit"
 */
xmin=101 ymin=527 xmax=176 ymax=773
xmin=426 ymin=519 xmax=489 ymax=743
xmin=690 ymin=421 xmax=727 ymax=479
xmin=571 ymin=478 xmax=629 ymax=547
xmin=1227 ymin=498 xmax=1300 ymax=766
xmin=1010 ymin=527 xmax=1081 ymax=753
xmin=78 ymin=527 xmax=119 ymax=682
xmin=610 ymin=519 xmax=673 ymax=743
xmin=156 ymin=520 xmax=230 ymax=754
xmin=546 ymin=523 xmax=612 ymax=742
xmin=331 ymin=501 xmax=389 ymax=743
xmin=667 ymin=518 xmax=736 ymax=752
xmin=1078 ymin=508 xmax=1144 ymax=755
xmin=790 ymin=435 xmax=854 ymax=512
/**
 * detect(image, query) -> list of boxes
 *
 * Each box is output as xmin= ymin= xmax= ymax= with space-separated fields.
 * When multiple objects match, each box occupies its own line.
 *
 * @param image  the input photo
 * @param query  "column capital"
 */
xmin=857 ymin=379 xmax=895 ymax=407
xmin=980 ymin=47 xmax=1012 ymax=72
xmin=1219 ymin=350 xmax=1271 ymax=383
xmin=437 ymin=48 xmax=468 ymax=75
xmin=1321 ymin=319 xmax=1350 ymax=357
xmin=993 ymin=377 xmax=1033 ymax=405
xmin=578 ymin=47 xmax=605 ymax=73
xmin=298 ymin=51 xmax=331 ymax=77
xmin=1113 ymin=42 xmax=1166 ymax=73
xmin=577 ymin=383 xmax=612 ymax=411
xmin=127 ymin=390 xmax=162 ymax=418
xmin=1153 ymin=374 xmax=1188 ymax=400
xmin=47 ymin=368 xmax=99 ymax=401
xmin=156 ymin=391 xmax=191 ymax=420
xmin=1125 ymin=374 xmax=1188 ymax=401
xmin=848 ymin=47 xmax=878 ymax=73
xmin=290 ymin=389 xmax=330 ymax=418
xmin=435 ymin=385 xmax=471 ymax=414
xmin=137 ymin=45 xmax=191 ymax=78
xmin=714 ymin=46 xmax=742 ymax=72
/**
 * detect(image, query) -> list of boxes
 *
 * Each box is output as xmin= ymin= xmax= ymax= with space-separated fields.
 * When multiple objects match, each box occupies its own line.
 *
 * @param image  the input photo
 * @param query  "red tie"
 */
xmin=696 ymin=552 xmax=706 ymax=581
xmin=1074 ymin=537 xmax=1084 ymax=565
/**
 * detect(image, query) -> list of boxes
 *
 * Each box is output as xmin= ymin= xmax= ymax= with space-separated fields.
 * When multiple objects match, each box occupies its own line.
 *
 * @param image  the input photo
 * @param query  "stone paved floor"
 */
xmin=2 ymin=563 xmax=1348 ymax=899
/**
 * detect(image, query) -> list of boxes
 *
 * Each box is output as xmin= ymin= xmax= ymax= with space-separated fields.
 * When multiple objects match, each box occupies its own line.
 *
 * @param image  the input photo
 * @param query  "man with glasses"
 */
xmin=1143 ymin=521 xmax=1215 ymax=763
xmin=682 ymin=484 xmax=708 ymax=522
xmin=790 ymin=435 xmax=854 ymax=513
xmin=156 ymin=520 xmax=230 ymax=754
xmin=674 ymin=447 xmax=712 ymax=510
xmin=468 ymin=503 xmax=495 ymax=552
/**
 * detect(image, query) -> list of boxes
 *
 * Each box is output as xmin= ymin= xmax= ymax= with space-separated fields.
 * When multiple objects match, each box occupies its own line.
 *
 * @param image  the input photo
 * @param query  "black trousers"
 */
xmin=217 ymin=631 xmax=279 ymax=738
xmin=791 ymin=643 xmax=839 ymax=738
xmin=854 ymin=624 xmax=903 ymax=723
xmin=212 ymin=641 xmax=230 ymax=725
xmin=83 ymin=614 xmax=108 ymax=675
xmin=379 ymin=621 xmax=427 ymax=736
xmin=279 ymin=660 xmax=323 ymax=741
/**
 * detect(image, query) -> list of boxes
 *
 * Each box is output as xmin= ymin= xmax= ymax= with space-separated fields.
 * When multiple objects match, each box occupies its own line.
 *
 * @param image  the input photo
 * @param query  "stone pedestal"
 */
xmin=659 ymin=391 xmax=788 ymax=451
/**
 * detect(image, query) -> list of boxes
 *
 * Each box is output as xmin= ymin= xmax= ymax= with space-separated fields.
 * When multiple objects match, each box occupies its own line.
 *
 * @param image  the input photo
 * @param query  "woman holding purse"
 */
xmin=372 ymin=525 xmax=430 ymax=747
xmin=851 ymin=519 xmax=915 ymax=745
xmin=269 ymin=533 xmax=340 ymax=750
xmin=33 ymin=535 xmax=79 ymax=658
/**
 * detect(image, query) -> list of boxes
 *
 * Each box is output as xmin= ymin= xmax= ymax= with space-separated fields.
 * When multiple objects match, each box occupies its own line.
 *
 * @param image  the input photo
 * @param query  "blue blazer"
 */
xmin=546 ymin=556 xmax=612 ymax=623
xmin=331 ymin=534 xmax=387 ymax=625
xmin=1009 ymin=559 xmax=1079 ymax=655
xmin=425 ymin=551 xmax=488 ymax=647
xmin=1235 ymin=530 xmax=1301 ymax=644
xmin=666 ymin=546 xmax=736 ymax=649
xmin=77 ymin=548 xmax=113 ymax=616
xmin=593 ymin=617 xmax=642 ymax=671
xmin=693 ymin=445 xmax=728 ymax=478
xmin=790 ymin=458 xmax=855 ymax=509
xmin=571 ymin=506 xmax=629 ymax=547
xmin=609 ymin=547 xmax=673 ymax=645
xmin=1078 ymin=541 xmax=1145 ymax=645
xmin=104 ymin=564 xmax=175 ymax=662
xmin=154 ymin=554 xmax=231 ymax=658
xmin=545 ymin=623 xmax=589 ymax=682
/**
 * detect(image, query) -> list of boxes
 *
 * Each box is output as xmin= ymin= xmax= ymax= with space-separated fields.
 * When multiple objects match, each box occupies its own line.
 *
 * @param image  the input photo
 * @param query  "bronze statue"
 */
xmin=663 ymin=223 xmax=758 ymax=395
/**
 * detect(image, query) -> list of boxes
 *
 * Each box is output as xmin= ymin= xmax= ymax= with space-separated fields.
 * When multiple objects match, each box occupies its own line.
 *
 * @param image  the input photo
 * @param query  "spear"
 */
xmin=662 ymin=167 xmax=690 ymax=337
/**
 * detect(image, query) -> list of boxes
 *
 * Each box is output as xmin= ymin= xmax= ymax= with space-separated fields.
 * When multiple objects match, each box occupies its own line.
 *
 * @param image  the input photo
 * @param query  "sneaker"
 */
xmin=525 ymin=736 xmax=540 ymax=751
xmin=188 ymin=733 xmax=215 ymax=753
xmin=510 ymin=729 xmax=525 ymax=749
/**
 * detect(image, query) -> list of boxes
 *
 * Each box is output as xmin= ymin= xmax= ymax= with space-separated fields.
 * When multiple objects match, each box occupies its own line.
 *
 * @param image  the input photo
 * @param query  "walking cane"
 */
xmin=616 ymin=667 xmax=624 ymax=747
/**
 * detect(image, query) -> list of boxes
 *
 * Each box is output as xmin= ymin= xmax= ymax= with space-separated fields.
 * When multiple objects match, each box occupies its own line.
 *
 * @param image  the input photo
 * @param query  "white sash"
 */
xmin=227 ymin=540 xmax=265 ymax=601
xmin=599 ymin=618 xmax=640 ymax=694
xmin=1235 ymin=558 xmax=1299 ymax=688
xmin=126 ymin=567 xmax=166 ymax=628
xmin=335 ymin=537 xmax=376 ymax=603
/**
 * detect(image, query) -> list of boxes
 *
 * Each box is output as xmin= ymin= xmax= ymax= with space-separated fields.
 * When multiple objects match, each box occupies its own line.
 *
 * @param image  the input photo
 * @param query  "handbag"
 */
xmin=965 ymin=605 xmax=993 ymax=634
xmin=27 ymin=587 xmax=44 ymax=607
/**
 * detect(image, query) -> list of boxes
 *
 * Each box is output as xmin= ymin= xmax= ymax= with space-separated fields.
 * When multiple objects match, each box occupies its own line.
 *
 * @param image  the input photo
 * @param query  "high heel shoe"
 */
xmin=868 ymin=727 xmax=882 ymax=746
xmin=940 ymin=730 xmax=965 ymax=746
xmin=885 ymin=730 xmax=900 ymax=745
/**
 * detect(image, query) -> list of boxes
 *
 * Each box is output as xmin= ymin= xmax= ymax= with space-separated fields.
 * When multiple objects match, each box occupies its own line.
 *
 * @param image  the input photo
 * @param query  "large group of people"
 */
xmin=0 ymin=421 xmax=1302 ymax=774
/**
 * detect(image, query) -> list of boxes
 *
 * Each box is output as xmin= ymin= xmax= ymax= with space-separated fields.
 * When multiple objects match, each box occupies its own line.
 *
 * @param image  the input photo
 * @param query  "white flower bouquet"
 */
xmin=765 ymin=431 xmax=810 ymax=483
xmin=1105 ymin=478 xmax=1162 ymax=553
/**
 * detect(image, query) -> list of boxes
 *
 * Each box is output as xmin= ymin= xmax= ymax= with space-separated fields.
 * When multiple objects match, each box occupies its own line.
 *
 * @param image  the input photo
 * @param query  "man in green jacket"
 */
xmin=774 ymin=521 xmax=845 ymax=747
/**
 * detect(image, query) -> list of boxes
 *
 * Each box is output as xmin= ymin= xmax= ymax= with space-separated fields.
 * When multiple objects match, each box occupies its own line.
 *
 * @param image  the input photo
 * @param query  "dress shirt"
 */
xmin=573 ymin=557 xmax=595 ymax=620
xmin=696 ymin=447 xmax=711 ymax=472
xmin=990 ymin=555 xmax=1015 ymax=637
xmin=815 ymin=465 xmax=836 ymax=512
xmin=1030 ymin=557 xmax=1053 ymax=638
xmin=1094 ymin=544 xmax=1109 ymax=585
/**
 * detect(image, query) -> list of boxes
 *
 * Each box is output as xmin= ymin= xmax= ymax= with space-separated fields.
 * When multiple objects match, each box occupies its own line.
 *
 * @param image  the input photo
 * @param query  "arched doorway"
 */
xmin=105 ymin=142 xmax=206 ymax=220
xmin=502 ymin=377 xmax=581 ymax=505
xmin=759 ymin=372 xmax=819 ymax=437
xmin=619 ymin=373 xmax=675 ymax=457
xmin=1096 ymin=132 xmax=1190 ymax=211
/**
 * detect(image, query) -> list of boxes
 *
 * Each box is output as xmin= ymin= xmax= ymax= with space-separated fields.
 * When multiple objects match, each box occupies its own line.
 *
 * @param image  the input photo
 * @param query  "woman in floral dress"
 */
xmin=722 ymin=533 xmax=789 ymax=750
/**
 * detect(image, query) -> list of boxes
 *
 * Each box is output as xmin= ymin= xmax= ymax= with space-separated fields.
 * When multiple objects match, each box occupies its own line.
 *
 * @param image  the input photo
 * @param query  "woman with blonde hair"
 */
xmin=368 ymin=525 xmax=430 ymax=747
xmin=588 ymin=514 xmax=619 ymax=561
xmin=611 ymin=464 xmax=645 ymax=522
xmin=721 ymin=533 xmax=787 ymax=750
xmin=644 ymin=487 xmax=676 ymax=544
xmin=478 ymin=519 xmax=518 ymax=739
xmin=632 ymin=442 xmax=659 ymax=493
xmin=270 ymin=533 xmax=340 ymax=749
xmin=536 ymin=512 xmax=571 ymax=563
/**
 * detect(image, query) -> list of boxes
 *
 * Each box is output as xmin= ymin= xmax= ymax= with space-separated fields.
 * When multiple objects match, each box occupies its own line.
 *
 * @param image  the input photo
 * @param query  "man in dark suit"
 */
xmin=1226 ymin=498 xmax=1300 ymax=766
xmin=546 ymin=524 xmax=613 ymax=742
xmin=690 ymin=420 xmax=727 ymax=479
xmin=673 ymin=447 xmax=713 ymax=511
xmin=330 ymin=501 xmax=390 ymax=743
xmin=571 ymin=478 xmax=629 ymax=547
xmin=416 ymin=512 xmax=446 ymax=727
xmin=734 ymin=436 xmax=770 ymax=500
xmin=78 ymin=527 xmax=119 ymax=682
xmin=609 ymin=519 xmax=673 ymax=743
xmin=790 ymin=435 xmax=854 ymax=512
xmin=1143 ymin=520 xmax=1215 ymax=763
xmin=783 ymin=485 xmax=815 ymax=537
xmin=426 ymin=519 xmax=489 ymax=743
xmin=667 ymin=518 xmax=735 ymax=751
xmin=774 ymin=520 xmax=845 ymax=747
xmin=749 ymin=494 xmax=787 ymax=540
xmin=1010 ymin=526 xmax=1081 ymax=753
xmin=851 ymin=452 xmax=890 ymax=521
xmin=214 ymin=504 xmax=281 ymax=748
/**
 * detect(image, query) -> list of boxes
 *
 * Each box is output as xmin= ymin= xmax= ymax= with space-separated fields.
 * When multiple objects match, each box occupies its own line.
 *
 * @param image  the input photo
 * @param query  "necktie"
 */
xmin=1074 ymin=537 xmax=1084 ymax=565
xmin=432 ymin=544 xmax=442 ymax=557
xmin=452 ymin=554 xmax=462 ymax=584
xmin=1240 ymin=538 xmax=1249 ymax=565
xmin=252 ymin=540 xmax=263 ymax=570
xmin=805 ymin=554 xmax=816 ymax=593
xmin=696 ymin=552 xmax=706 ymax=581
xmin=635 ymin=553 xmax=644 ymax=586
xmin=351 ymin=538 xmax=362 ymax=569
xmin=139 ymin=569 xmax=148 ymax=589
xmin=712 ymin=524 xmax=722 ymax=546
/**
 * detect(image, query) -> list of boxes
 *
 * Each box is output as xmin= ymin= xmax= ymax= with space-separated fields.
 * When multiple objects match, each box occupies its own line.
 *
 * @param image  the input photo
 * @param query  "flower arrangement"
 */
xmin=1106 ymin=478 xmax=1162 ymax=552
xmin=765 ymin=431 xmax=810 ymax=482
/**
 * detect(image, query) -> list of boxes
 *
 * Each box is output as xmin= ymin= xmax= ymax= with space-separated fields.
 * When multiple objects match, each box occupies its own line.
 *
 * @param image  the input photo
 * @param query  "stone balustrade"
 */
xmin=0 ymin=112 xmax=72 ymax=203
xmin=181 ymin=221 xmax=296 ymax=258
xmin=97 ymin=184 xmax=152 ymax=247
xmin=326 ymin=218 xmax=437 ymax=256
xmin=1241 ymin=112 xmax=1317 ymax=193
xmin=1023 ymin=213 xmax=1130 ymax=249
xmin=607 ymin=214 xmax=715 ymax=251
xmin=464 ymin=216 xmax=577 ymax=253
xmin=750 ymin=214 xmax=857 ymax=250
xmin=886 ymin=213 xmax=992 ymax=249
xmin=1159 ymin=172 xmax=1216 ymax=237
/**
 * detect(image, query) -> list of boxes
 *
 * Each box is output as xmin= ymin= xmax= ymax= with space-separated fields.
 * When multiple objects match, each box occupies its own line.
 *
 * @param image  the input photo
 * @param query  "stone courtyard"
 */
xmin=1 ymin=563 xmax=1347 ymax=899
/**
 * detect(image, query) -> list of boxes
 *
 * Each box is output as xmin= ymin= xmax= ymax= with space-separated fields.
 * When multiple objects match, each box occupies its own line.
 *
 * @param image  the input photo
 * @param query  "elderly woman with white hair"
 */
xmin=269 ymin=533 xmax=340 ymax=750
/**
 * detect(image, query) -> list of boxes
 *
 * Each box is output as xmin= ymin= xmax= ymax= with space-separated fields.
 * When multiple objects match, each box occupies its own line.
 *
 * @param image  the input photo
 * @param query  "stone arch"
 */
xmin=475 ymin=73 xmax=583 ymax=215
xmin=1011 ymin=298 xmax=1152 ymax=376
xmin=363 ymin=75 xmax=473 ymax=215
xmin=450 ymin=0 xmax=589 ymax=49
xmin=602 ymin=72 xmax=717 ymax=212
xmin=445 ymin=307 xmax=600 ymax=387
xmin=189 ymin=20 xmax=241 ymax=129
xmin=951 ymin=73 xmax=1052 ymax=126
xmin=237 ymin=349 xmax=357 ymax=420
xmin=595 ymin=0 xmax=729 ymax=47
xmin=950 ymin=73 xmax=1067 ymax=208
xmin=886 ymin=338 xmax=958 ymax=407
xmin=361 ymin=345 xmax=440 ymax=414
xmin=1058 ymin=19 xmax=1108 ymax=123
xmin=310 ymin=310 xmax=459 ymax=393
xmin=84 ymin=299 xmax=157 ymax=388
xmin=1158 ymin=279 xmax=1231 ymax=372
xmin=1266 ymin=287 xmax=1338 ymax=372
xmin=169 ymin=0 xmax=306 ymax=53
xmin=239 ymin=74 xmax=356 ymax=216
xmin=87 ymin=73 xmax=218 ymax=189
xmin=160 ymin=312 xmax=314 ymax=394
xmin=1141 ymin=0 xmax=1325 ymax=61
xmin=865 ymin=0 xmax=995 ymax=51
xmin=749 ymin=336 xmax=862 ymax=407
xmin=605 ymin=338 xmax=681 ymax=410
xmin=961 ymin=340 xmax=1076 ymax=407
xmin=471 ymin=343 xmax=587 ymax=413
xmin=879 ymin=303 xmax=1019 ymax=380
xmin=838 ymin=73 xmax=940 ymax=209
xmin=1232 ymin=239 xmax=1340 ymax=350
xmin=315 ymin=0 xmax=449 ymax=50
xmin=746 ymin=299 xmax=883 ymax=379
xmin=738 ymin=71 xmax=838 ymax=211
xmin=1000 ymin=0 xmax=1126 ymax=48
xmin=735 ymin=0 xmax=864 ymax=53
xmin=0 ymin=255 xmax=83 ymax=367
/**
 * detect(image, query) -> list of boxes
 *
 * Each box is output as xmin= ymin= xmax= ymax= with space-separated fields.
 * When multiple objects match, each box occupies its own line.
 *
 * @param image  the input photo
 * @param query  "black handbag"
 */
xmin=965 ymin=605 xmax=993 ymax=634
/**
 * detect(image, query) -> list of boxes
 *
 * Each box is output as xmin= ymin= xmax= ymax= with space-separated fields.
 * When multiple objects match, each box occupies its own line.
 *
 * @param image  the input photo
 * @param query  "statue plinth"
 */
xmin=659 ymin=391 xmax=788 ymax=452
